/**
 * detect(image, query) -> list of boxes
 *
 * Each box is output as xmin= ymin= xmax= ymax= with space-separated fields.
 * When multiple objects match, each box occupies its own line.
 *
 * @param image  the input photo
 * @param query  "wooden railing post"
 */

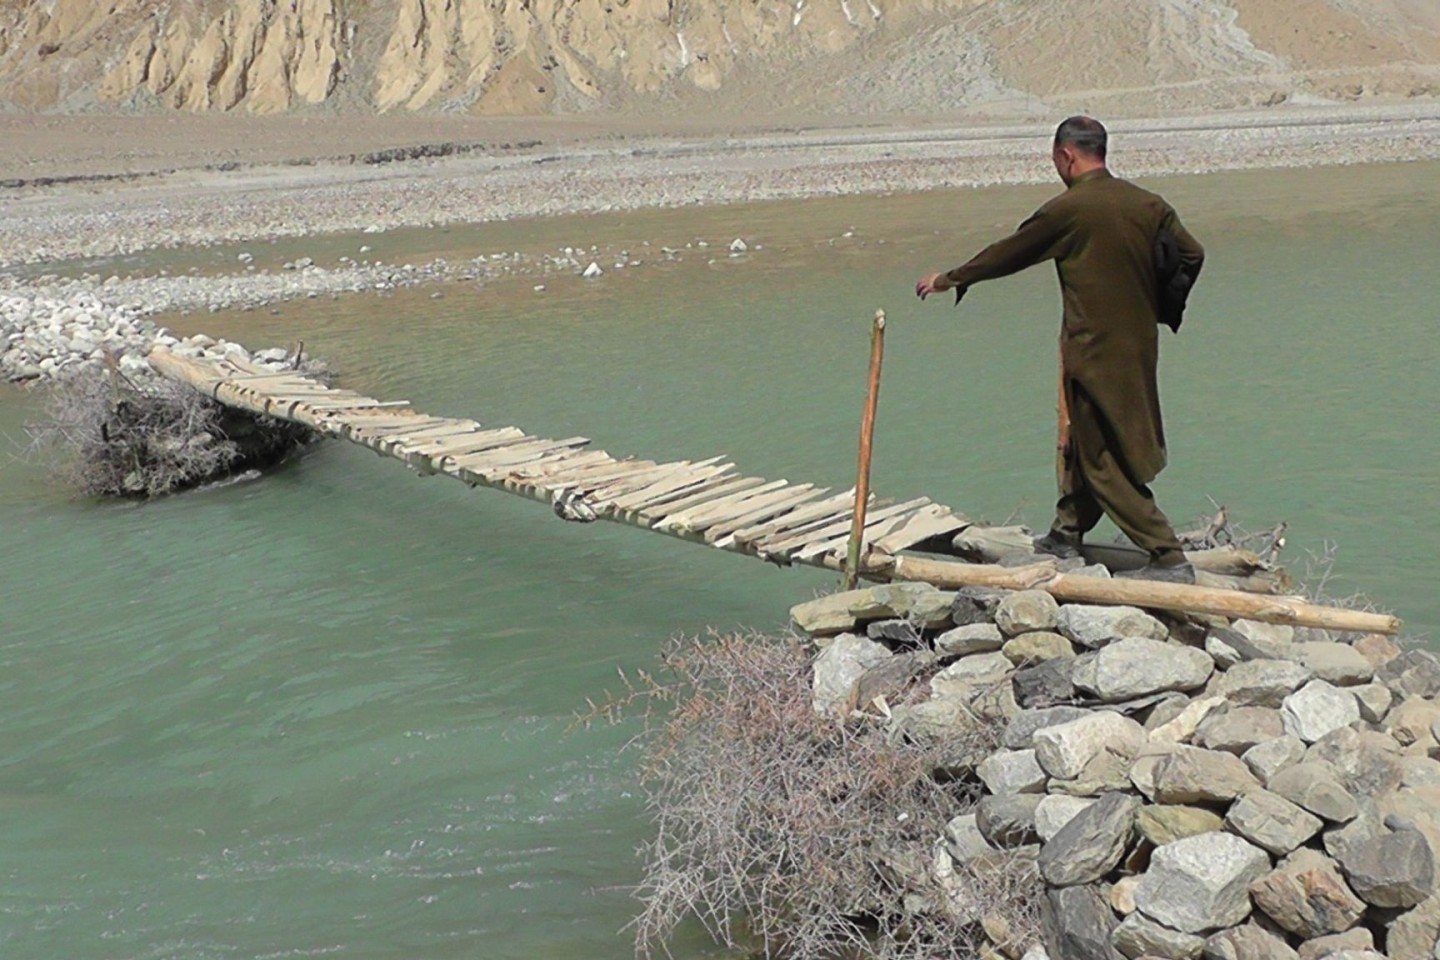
xmin=843 ymin=309 xmax=886 ymax=590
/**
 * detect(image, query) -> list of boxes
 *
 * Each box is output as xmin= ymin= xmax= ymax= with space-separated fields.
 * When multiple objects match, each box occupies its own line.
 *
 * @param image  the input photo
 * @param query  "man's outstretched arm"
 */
xmin=917 ymin=204 xmax=1070 ymax=301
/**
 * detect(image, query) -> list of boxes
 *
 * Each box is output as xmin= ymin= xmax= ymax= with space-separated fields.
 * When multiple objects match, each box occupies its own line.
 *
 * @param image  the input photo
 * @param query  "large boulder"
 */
xmin=931 ymin=651 xmax=1013 ymax=697
xmin=1288 ymin=642 xmax=1375 ymax=686
xmin=977 ymin=749 xmax=1048 ymax=796
xmin=943 ymin=813 xmax=994 ymax=865
xmin=1213 ymin=659 xmax=1314 ymax=707
xmin=1004 ymin=706 xmax=1093 ymax=750
xmin=811 ymin=633 xmax=891 ymax=716
xmin=1036 ymin=795 xmax=1098 ymax=843
xmin=1042 ymin=885 xmax=1123 ymax=960
xmin=976 ymin=794 xmax=1043 ymax=848
xmin=1385 ymin=893 xmax=1440 ymax=960
xmin=1351 ymin=682 xmax=1394 ymax=723
xmin=1135 ymin=832 xmax=1271 ymax=933
xmin=1229 ymin=619 xmax=1296 ymax=659
xmin=1353 ymin=633 xmax=1402 ymax=672
xmin=1013 ymin=657 xmax=1078 ymax=708
xmin=1201 ymin=924 xmax=1298 ymax=960
xmin=1076 ymin=637 xmax=1214 ymax=702
xmin=1039 ymin=792 xmax=1138 ymax=887
xmin=1111 ymin=911 xmax=1205 ymax=960
xmin=1150 ymin=696 xmax=1227 ymax=744
xmin=1034 ymin=712 xmax=1147 ymax=780
xmin=1268 ymin=762 xmax=1359 ymax=822
xmin=1377 ymin=649 xmax=1440 ymax=699
xmin=1056 ymin=604 xmax=1169 ymax=649
xmin=1150 ymin=744 xmax=1261 ymax=804
xmin=1224 ymin=788 xmax=1324 ymax=856
xmin=1306 ymin=727 xmax=1405 ymax=798
xmin=1138 ymin=804 xmax=1226 ymax=846
xmin=996 ymin=590 xmax=1062 ymax=636
xmin=1333 ymin=819 xmax=1435 ymax=908
xmin=1196 ymin=706 xmax=1286 ymax=755
xmin=1296 ymin=929 xmax=1374 ymax=960
xmin=1004 ymin=631 xmax=1076 ymax=665
xmin=791 ymin=582 xmax=953 ymax=635
xmin=950 ymin=586 xmax=1005 ymax=627
xmin=1243 ymin=734 xmax=1309 ymax=785
xmin=1281 ymin=680 xmax=1360 ymax=744
xmin=934 ymin=621 xmax=1005 ymax=656
xmin=1248 ymin=848 xmax=1366 ymax=939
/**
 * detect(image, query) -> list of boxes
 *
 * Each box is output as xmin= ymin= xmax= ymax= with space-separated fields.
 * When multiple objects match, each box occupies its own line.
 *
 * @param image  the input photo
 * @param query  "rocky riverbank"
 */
xmin=0 ymin=236 xmax=754 ymax=384
xmin=3 ymin=106 xmax=1438 ymax=268
xmin=793 ymin=579 xmax=1439 ymax=960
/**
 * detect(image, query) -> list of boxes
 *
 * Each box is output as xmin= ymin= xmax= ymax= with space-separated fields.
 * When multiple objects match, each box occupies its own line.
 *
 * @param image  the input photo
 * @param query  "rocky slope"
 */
xmin=0 ymin=0 xmax=1435 ymax=117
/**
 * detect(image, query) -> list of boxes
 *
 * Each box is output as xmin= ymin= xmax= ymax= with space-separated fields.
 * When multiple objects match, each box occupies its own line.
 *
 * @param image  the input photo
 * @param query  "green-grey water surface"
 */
xmin=2 ymin=161 xmax=1437 ymax=959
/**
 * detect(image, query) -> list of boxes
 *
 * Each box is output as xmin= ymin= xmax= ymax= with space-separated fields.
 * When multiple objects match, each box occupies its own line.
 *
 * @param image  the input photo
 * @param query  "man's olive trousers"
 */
xmin=1050 ymin=385 xmax=1186 ymax=563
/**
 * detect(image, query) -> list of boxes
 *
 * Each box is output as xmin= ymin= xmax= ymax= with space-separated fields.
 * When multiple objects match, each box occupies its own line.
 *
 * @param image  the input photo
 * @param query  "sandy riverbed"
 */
xmin=1 ymin=102 xmax=1438 ymax=269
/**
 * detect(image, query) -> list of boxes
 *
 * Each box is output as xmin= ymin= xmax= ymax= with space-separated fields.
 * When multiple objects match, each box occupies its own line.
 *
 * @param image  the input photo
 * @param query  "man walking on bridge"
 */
xmin=916 ymin=116 xmax=1204 ymax=583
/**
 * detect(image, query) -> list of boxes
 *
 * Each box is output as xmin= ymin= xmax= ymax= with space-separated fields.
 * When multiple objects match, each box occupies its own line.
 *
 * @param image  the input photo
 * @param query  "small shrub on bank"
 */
xmin=606 ymin=631 xmax=1040 ymax=960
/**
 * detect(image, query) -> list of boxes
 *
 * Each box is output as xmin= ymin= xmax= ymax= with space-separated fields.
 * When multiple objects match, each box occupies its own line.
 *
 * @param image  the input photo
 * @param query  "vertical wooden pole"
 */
xmin=843 ymin=309 xmax=886 ymax=590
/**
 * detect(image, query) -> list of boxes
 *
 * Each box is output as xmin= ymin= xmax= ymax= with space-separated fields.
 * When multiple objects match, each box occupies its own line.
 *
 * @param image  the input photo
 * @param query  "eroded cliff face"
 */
xmin=0 ymin=0 xmax=1434 ymax=116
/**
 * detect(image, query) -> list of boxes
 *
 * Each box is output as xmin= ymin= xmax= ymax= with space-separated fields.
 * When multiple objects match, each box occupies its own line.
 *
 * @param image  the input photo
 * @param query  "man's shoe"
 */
xmin=1033 ymin=532 xmax=1082 ymax=561
xmin=1117 ymin=561 xmax=1196 ymax=585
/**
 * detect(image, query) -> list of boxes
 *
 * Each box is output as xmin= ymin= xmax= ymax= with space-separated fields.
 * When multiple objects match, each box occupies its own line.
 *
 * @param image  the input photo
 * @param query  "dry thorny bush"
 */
xmin=25 ymin=365 xmax=313 ymax=497
xmin=591 ymin=631 xmax=1042 ymax=960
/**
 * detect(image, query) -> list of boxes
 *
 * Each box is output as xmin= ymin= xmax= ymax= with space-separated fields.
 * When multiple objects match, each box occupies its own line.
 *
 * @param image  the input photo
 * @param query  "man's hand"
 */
xmin=915 ymin=272 xmax=954 ymax=300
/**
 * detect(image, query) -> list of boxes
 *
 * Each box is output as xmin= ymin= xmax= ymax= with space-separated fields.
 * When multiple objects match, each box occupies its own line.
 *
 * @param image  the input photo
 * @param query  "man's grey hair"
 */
xmin=1054 ymin=116 xmax=1108 ymax=159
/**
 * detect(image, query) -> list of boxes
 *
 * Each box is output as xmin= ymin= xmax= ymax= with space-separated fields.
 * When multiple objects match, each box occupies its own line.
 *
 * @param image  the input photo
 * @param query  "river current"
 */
xmin=1 ymin=161 xmax=1436 ymax=959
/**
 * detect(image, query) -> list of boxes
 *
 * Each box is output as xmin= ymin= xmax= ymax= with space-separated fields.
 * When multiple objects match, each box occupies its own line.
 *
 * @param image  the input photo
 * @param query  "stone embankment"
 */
xmin=793 ymin=579 xmax=1440 ymax=960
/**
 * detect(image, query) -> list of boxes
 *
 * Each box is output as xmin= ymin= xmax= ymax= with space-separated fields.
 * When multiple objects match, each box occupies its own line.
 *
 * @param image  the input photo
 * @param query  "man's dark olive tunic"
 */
xmin=944 ymin=168 xmax=1204 ymax=554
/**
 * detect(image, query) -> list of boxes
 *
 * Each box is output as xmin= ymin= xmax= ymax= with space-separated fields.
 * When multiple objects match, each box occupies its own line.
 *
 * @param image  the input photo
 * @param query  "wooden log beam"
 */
xmin=831 ymin=554 xmax=1402 ymax=636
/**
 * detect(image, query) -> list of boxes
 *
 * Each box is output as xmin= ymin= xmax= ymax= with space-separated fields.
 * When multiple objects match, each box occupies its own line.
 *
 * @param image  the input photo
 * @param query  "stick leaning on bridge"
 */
xmin=146 ymin=346 xmax=1402 ymax=636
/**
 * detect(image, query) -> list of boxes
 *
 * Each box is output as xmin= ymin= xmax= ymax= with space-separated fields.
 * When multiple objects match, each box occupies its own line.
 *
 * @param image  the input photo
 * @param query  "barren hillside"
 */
xmin=0 ymin=0 xmax=1435 ymax=117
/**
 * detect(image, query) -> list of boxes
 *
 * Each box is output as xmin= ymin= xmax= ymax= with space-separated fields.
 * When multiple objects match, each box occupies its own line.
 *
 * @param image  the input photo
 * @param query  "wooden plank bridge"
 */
xmin=148 ymin=347 xmax=970 ymax=569
xmin=147 ymin=347 xmax=1402 ymax=636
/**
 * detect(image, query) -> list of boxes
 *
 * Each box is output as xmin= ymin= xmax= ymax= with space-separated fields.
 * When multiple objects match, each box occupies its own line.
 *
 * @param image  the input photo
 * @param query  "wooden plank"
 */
xmin=731 ymin=489 xmax=859 ymax=545
xmin=704 ymin=485 xmax=829 ymax=545
xmin=636 ymin=475 xmax=769 ymax=520
xmin=616 ymin=464 xmax=739 ymax=514
xmin=618 ymin=471 xmax=748 ymax=521
xmin=869 ymin=505 xmax=971 ymax=555
xmin=607 ymin=462 xmax=735 ymax=513
xmin=343 ymin=416 xmax=448 ymax=437
xmin=761 ymin=497 xmax=923 ymax=559
xmin=450 ymin=437 xmax=586 ymax=472
xmin=654 ymin=479 xmax=793 ymax=532
xmin=457 ymin=440 xmax=592 ymax=478
xmin=795 ymin=510 xmax=920 ymax=562
xmin=791 ymin=499 xmax=935 ymax=561
xmin=537 ymin=458 xmax=656 ymax=490
xmin=587 ymin=457 xmax=726 ymax=504
xmin=506 ymin=450 xmax=615 ymax=481
xmin=332 ymin=412 xmax=431 ymax=426
xmin=301 ymin=399 xmax=408 ymax=410
xmin=387 ymin=421 xmax=484 ymax=445
xmin=423 ymin=428 xmax=530 ymax=460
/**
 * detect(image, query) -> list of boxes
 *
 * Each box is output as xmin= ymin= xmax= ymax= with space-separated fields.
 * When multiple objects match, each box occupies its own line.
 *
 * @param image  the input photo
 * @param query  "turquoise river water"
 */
xmin=1 ymin=161 xmax=1437 ymax=959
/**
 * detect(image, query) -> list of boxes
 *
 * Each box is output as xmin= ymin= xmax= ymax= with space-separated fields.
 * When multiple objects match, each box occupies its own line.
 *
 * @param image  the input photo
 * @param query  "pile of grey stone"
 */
xmin=1 ymin=290 xmax=297 ymax=384
xmin=792 ymin=581 xmax=1440 ymax=960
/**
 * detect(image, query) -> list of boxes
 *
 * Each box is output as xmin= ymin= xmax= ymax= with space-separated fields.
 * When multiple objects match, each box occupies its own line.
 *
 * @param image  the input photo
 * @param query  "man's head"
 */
xmin=1052 ymin=116 xmax=1108 ymax=186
